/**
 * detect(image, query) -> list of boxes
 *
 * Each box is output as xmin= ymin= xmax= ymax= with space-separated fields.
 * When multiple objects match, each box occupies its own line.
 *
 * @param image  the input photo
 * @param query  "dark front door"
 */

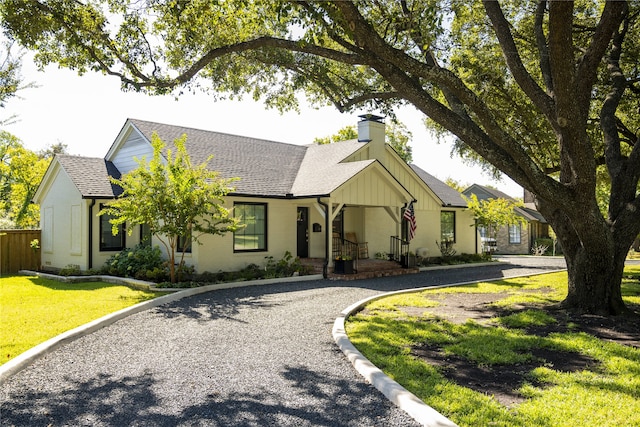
xmin=297 ymin=207 xmax=309 ymax=258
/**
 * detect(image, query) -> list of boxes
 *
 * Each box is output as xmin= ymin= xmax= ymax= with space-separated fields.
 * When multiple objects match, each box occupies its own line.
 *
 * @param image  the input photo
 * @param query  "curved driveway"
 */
xmin=1 ymin=257 xmax=565 ymax=426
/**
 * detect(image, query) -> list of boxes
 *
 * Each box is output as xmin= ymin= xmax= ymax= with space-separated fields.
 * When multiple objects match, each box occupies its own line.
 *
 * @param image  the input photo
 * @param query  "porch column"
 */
xmin=315 ymin=198 xmax=341 ymax=271
xmin=326 ymin=202 xmax=334 ymax=268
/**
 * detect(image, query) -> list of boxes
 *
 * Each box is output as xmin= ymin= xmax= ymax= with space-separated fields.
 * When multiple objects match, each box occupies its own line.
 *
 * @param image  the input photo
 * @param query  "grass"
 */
xmin=346 ymin=268 xmax=640 ymax=427
xmin=1 ymin=275 xmax=166 ymax=365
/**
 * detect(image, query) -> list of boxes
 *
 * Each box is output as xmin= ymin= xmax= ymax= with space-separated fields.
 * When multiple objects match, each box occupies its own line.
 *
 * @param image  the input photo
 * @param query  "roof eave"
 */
xmin=228 ymin=192 xmax=330 ymax=200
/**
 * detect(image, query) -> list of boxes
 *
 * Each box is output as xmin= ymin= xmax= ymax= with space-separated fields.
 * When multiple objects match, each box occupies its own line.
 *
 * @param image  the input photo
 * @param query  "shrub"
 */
xmin=239 ymin=263 xmax=263 ymax=280
xmin=59 ymin=264 xmax=81 ymax=276
xmin=375 ymin=252 xmax=389 ymax=260
xmin=160 ymin=252 xmax=313 ymax=287
xmin=456 ymin=253 xmax=487 ymax=263
xmin=144 ymin=267 xmax=169 ymax=282
xmin=419 ymin=253 xmax=488 ymax=266
xmin=264 ymin=251 xmax=305 ymax=278
xmin=192 ymin=271 xmax=223 ymax=283
xmin=175 ymin=263 xmax=195 ymax=282
xmin=140 ymin=251 xmax=315 ymax=288
xmin=103 ymin=245 xmax=167 ymax=280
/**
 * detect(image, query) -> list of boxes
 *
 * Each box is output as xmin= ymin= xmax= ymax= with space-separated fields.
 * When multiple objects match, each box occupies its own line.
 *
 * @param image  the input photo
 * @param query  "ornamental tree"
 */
xmin=99 ymin=133 xmax=240 ymax=283
xmin=464 ymin=194 xmax=528 ymax=258
xmin=2 ymin=1 xmax=640 ymax=315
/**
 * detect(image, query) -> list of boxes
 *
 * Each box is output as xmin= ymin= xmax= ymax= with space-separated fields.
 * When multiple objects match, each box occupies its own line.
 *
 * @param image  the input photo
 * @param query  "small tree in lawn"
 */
xmin=100 ymin=132 xmax=241 ymax=283
xmin=465 ymin=194 xmax=527 ymax=259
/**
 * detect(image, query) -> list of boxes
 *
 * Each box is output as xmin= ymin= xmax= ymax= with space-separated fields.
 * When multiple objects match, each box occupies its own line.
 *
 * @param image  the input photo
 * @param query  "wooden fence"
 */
xmin=0 ymin=230 xmax=41 ymax=275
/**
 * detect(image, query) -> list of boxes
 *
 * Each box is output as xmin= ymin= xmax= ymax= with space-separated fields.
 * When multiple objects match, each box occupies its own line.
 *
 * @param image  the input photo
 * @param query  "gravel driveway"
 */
xmin=1 ymin=257 xmax=565 ymax=426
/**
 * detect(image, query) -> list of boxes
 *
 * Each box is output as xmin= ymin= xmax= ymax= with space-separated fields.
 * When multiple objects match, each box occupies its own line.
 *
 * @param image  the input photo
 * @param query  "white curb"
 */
xmin=333 ymin=269 xmax=567 ymax=427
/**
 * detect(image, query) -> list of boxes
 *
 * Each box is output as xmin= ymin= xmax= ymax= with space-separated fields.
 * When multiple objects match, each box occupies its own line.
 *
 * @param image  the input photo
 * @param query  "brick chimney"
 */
xmin=357 ymin=114 xmax=386 ymax=164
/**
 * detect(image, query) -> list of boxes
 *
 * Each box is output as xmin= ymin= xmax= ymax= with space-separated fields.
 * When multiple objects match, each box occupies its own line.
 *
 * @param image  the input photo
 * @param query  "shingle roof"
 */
xmin=291 ymin=140 xmax=373 ymax=196
xmin=463 ymin=184 xmax=546 ymax=223
xmin=55 ymin=118 xmax=467 ymax=205
xmin=410 ymin=164 xmax=467 ymax=207
xmin=465 ymin=184 xmax=513 ymax=201
xmin=128 ymin=119 xmax=307 ymax=197
xmin=56 ymin=155 xmax=122 ymax=198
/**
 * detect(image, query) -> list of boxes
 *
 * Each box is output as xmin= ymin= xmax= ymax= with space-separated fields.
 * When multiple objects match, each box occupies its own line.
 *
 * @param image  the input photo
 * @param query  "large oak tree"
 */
xmin=2 ymin=0 xmax=639 ymax=315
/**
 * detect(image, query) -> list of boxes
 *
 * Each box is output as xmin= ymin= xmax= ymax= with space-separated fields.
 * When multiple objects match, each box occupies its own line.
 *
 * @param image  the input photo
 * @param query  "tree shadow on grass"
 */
xmin=24 ymin=276 xmax=123 ymax=292
xmin=412 ymin=341 xmax=597 ymax=407
xmin=410 ymin=294 xmax=640 ymax=407
xmin=1 ymin=366 xmax=417 ymax=426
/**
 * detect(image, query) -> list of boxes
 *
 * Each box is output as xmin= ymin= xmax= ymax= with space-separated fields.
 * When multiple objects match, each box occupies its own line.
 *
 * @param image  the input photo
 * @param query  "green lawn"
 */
xmin=1 ymin=275 xmax=165 ymax=365
xmin=346 ymin=268 xmax=640 ymax=427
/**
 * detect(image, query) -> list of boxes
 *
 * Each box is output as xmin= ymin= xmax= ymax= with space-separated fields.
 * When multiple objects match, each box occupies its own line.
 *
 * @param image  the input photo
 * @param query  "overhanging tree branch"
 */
xmin=483 ymin=0 xmax=555 ymax=122
xmin=535 ymin=0 xmax=554 ymax=94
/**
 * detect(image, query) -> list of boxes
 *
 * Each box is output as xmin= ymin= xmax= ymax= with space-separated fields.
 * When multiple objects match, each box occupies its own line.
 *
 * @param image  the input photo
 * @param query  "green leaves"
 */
xmin=100 ymin=132 xmax=240 ymax=282
xmin=4 ymin=0 xmax=640 ymax=310
xmin=464 ymin=193 xmax=527 ymax=237
xmin=0 ymin=131 xmax=50 ymax=228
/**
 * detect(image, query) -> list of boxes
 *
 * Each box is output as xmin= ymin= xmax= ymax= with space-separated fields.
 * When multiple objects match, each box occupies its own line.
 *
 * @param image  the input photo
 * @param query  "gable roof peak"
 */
xmin=123 ymin=118 xmax=308 ymax=197
xmin=463 ymin=183 xmax=516 ymax=201
xmin=55 ymin=155 xmax=123 ymax=199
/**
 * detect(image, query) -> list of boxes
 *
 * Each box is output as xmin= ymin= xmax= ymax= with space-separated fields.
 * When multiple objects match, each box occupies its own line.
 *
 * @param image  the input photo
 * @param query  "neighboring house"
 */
xmin=33 ymin=115 xmax=476 ymax=274
xmin=462 ymin=184 xmax=550 ymax=255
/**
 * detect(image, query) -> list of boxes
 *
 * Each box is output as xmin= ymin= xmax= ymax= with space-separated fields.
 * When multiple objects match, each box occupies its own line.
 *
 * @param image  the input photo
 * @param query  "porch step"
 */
xmin=300 ymin=258 xmax=419 ymax=281
xmin=328 ymin=266 xmax=419 ymax=281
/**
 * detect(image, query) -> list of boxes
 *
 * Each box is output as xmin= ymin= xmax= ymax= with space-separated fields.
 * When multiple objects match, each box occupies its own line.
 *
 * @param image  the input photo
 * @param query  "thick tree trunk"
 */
xmin=539 ymin=200 xmax=628 ymax=315
xmin=561 ymin=242 xmax=627 ymax=315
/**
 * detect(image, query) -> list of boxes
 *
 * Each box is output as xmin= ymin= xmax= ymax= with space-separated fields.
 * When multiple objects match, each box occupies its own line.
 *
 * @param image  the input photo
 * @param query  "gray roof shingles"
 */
xmin=129 ymin=119 xmax=307 ymax=197
xmin=57 ymin=118 xmax=466 ymax=204
xmin=291 ymin=139 xmax=374 ymax=196
xmin=56 ymin=155 xmax=122 ymax=198
xmin=410 ymin=164 xmax=467 ymax=207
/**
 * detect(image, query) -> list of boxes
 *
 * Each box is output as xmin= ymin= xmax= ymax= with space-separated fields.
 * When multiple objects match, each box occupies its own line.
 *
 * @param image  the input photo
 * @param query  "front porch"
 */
xmin=301 ymin=258 xmax=419 ymax=281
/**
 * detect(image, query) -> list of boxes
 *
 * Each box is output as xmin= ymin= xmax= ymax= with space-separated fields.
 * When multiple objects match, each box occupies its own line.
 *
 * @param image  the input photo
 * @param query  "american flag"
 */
xmin=403 ymin=202 xmax=417 ymax=241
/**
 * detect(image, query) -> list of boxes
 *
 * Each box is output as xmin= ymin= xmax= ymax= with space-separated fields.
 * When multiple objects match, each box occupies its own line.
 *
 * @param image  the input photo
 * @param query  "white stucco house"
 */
xmin=33 ymin=115 xmax=477 ymax=276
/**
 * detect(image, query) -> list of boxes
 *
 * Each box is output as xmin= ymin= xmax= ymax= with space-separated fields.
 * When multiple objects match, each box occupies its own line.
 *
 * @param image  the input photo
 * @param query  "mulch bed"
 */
xmin=408 ymin=291 xmax=640 ymax=407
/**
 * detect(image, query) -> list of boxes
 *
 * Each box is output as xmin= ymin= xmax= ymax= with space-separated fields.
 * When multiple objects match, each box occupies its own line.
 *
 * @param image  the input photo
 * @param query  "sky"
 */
xmin=3 ymin=54 xmax=523 ymax=198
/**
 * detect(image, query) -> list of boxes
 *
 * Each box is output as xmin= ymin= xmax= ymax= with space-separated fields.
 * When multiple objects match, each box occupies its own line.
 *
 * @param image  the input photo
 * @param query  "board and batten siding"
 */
xmin=381 ymin=151 xmax=443 ymax=211
xmin=331 ymin=166 xmax=409 ymax=207
xmin=111 ymin=130 xmax=153 ymax=175
xmin=345 ymin=146 xmax=442 ymax=211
